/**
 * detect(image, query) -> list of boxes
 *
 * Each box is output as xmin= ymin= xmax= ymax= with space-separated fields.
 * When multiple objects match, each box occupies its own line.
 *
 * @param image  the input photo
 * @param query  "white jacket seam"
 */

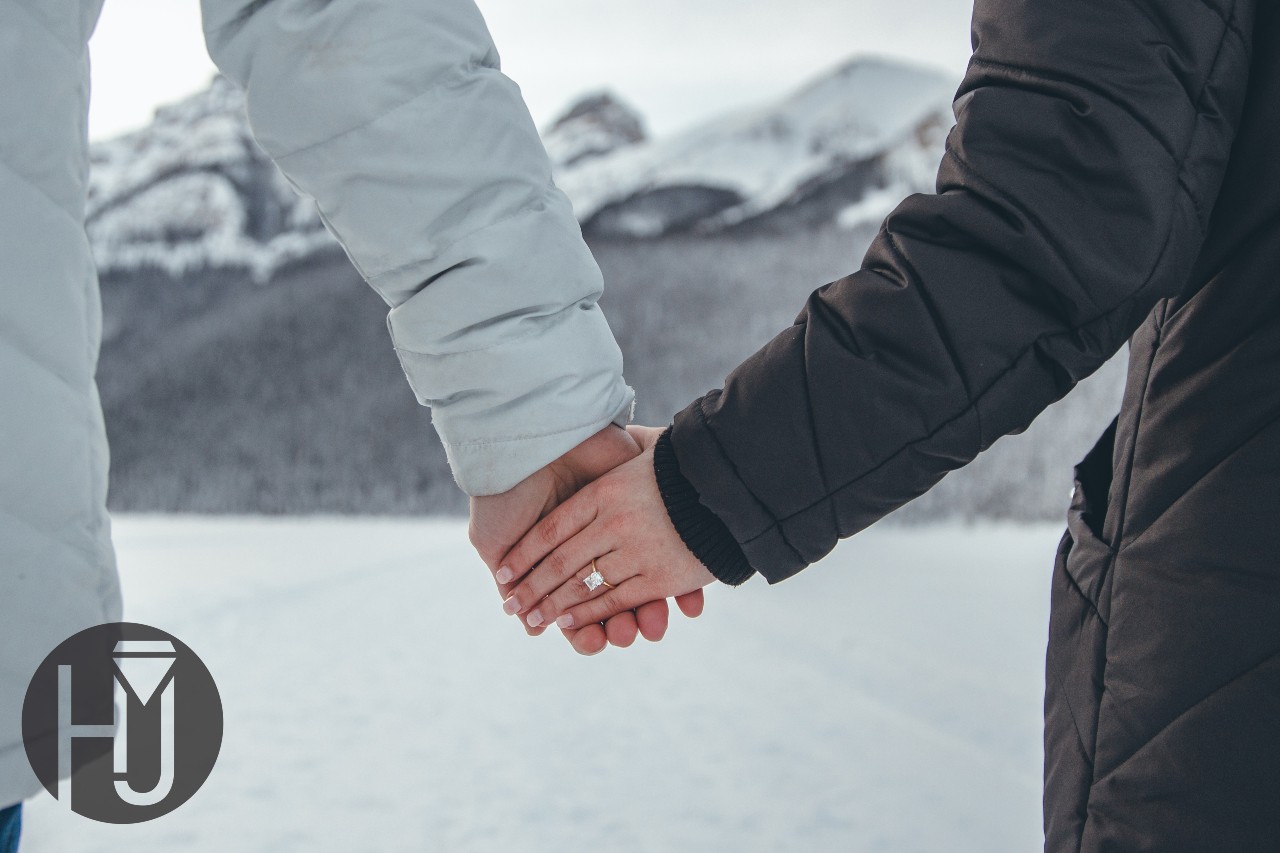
xmin=270 ymin=59 xmax=491 ymax=162
xmin=365 ymin=185 xmax=563 ymax=285
xmin=392 ymin=296 xmax=588 ymax=360
xmin=441 ymin=408 xmax=629 ymax=450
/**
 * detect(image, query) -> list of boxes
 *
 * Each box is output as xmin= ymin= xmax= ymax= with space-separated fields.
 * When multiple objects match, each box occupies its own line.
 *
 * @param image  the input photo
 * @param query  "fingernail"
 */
xmin=556 ymin=614 xmax=574 ymax=629
xmin=502 ymin=597 xmax=521 ymax=615
xmin=526 ymin=609 xmax=544 ymax=628
xmin=495 ymin=566 xmax=514 ymax=584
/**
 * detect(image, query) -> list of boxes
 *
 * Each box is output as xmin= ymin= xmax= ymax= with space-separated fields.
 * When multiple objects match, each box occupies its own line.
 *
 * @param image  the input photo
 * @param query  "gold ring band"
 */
xmin=584 ymin=559 xmax=615 ymax=592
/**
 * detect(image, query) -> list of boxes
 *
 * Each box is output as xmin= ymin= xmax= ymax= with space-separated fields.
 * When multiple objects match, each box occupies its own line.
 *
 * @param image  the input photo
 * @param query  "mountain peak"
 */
xmin=555 ymin=54 xmax=957 ymax=237
xmin=543 ymin=90 xmax=646 ymax=168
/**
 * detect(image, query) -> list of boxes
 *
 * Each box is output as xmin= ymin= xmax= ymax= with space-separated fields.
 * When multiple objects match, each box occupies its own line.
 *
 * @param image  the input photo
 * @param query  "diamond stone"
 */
xmin=583 ymin=570 xmax=605 ymax=591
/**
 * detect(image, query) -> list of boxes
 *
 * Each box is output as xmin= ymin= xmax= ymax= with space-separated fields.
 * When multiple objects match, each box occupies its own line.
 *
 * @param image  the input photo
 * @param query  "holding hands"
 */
xmin=498 ymin=426 xmax=715 ymax=644
xmin=470 ymin=425 xmax=714 ymax=655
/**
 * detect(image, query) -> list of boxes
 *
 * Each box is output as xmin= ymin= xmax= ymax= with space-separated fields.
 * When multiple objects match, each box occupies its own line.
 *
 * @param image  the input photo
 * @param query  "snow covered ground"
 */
xmin=22 ymin=517 xmax=1058 ymax=852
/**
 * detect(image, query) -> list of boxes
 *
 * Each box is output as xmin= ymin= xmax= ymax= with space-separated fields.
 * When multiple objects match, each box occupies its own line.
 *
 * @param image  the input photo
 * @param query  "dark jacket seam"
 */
xmin=1063 ymin=554 xmax=1111 ymax=629
xmin=884 ymin=230 xmax=975 ymax=405
xmin=791 ymin=320 xmax=841 ymax=549
xmin=695 ymin=398 xmax=808 ymax=568
xmin=942 ymin=141 xmax=1150 ymax=320
xmin=1183 ymin=208 xmax=1280 ymax=288
xmin=1120 ymin=406 xmax=1280 ymax=550
xmin=1056 ymin=666 xmax=1097 ymax=774
xmin=1080 ymin=307 xmax=1163 ymax=811
xmin=1089 ymin=644 xmax=1280 ymax=790
xmin=966 ymin=57 xmax=1181 ymax=165
xmin=1182 ymin=0 xmax=1250 ymax=51
xmin=1176 ymin=174 xmax=1208 ymax=231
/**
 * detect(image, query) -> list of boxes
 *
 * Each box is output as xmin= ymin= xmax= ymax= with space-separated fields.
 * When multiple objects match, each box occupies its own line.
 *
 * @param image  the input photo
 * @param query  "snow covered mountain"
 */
xmin=87 ymin=76 xmax=332 ymax=283
xmin=561 ymin=58 xmax=956 ymax=237
xmin=87 ymin=56 xmax=956 ymax=280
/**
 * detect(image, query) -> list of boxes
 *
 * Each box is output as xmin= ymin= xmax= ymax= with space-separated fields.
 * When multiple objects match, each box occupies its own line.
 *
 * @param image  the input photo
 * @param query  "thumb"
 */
xmin=625 ymin=424 xmax=666 ymax=450
xmin=675 ymin=589 xmax=705 ymax=619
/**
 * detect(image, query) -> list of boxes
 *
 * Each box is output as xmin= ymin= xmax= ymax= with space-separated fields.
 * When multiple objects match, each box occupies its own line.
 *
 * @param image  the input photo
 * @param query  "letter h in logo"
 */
xmin=58 ymin=640 xmax=177 ymax=807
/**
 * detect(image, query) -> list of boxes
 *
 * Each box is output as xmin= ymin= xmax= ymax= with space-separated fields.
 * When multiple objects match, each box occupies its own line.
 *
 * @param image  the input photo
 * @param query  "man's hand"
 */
xmin=496 ymin=426 xmax=713 ymax=651
xmin=469 ymin=424 xmax=703 ymax=654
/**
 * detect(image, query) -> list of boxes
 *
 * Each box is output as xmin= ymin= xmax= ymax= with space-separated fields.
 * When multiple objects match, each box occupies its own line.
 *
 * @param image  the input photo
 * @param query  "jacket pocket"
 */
xmin=1062 ymin=417 xmax=1119 ymax=620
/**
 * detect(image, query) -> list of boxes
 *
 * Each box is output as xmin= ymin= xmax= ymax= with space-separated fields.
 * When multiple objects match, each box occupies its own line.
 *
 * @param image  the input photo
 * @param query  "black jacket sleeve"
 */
xmin=665 ymin=0 xmax=1256 ymax=583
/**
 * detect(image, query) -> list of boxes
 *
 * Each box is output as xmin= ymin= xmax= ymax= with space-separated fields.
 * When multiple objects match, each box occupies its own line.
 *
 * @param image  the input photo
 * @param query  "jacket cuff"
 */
xmin=439 ymin=388 xmax=634 ymax=496
xmin=654 ymin=427 xmax=756 ymax=586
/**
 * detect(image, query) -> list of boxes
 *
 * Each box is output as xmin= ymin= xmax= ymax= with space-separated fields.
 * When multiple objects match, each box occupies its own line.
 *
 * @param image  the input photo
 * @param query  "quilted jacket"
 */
xmin=0 ymin=0 xmax=631 ymax=805
xmin=662 ymin=0 xmax=1278 ymax=848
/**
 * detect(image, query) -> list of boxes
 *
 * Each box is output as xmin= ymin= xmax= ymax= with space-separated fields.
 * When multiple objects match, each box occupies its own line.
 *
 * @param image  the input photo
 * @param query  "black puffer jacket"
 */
xmin=660 ymin=0 xmax=1277 ymax=848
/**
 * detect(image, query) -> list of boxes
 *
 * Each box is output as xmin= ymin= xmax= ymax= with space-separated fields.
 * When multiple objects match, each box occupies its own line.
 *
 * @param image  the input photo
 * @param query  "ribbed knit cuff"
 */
xmin=653 ymin=427 xmax=756 ymax=586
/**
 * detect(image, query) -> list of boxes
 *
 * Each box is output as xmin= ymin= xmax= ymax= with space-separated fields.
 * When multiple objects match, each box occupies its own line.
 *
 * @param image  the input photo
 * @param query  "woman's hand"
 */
xmin=498 ymin=426 xmax=713 ymax=648
xmin=469 ymin=424 xmax=661 ymax=653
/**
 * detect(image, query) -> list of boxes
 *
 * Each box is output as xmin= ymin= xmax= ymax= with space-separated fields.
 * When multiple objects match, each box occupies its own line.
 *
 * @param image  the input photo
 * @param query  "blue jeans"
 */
xmin=0 ymin=804 xmax=19 ymax=853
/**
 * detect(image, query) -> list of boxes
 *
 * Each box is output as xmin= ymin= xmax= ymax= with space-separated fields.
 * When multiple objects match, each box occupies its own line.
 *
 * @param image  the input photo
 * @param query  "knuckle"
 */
xmin=572 ymin=577 xmax=594 ymax=604
xmin=538 ymin=515 xmax=562 ymax=548
xmin=594 ymin=477 xmax=622 ymax=504
xmin=592 ymin=588 xmax=621 ymax=616
xmin=542 ymin=549 xmax=570 ymax=578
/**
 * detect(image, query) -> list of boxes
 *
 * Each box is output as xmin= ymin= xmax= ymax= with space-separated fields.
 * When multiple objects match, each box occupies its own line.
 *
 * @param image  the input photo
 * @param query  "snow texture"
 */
xmin=23 ymin=517 xmax=1052 ymax=852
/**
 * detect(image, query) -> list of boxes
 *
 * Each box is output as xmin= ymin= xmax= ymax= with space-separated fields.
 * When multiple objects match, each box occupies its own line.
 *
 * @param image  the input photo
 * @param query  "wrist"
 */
xmin=653 ymin=427 xmax=756 ymax=586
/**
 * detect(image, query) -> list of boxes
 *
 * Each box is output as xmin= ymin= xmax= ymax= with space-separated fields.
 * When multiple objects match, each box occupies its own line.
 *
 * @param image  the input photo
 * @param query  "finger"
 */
xmin=502 ymin=526 xmax=610 ymax=620
xmin=554 ymin=579 xmax=649 ymax=633
xmin=533 ymin=555 xmax=636 ymax=630
xmin=564 ymin=621 xmax=607 ymax=656
xmin=675 ymin=589 xmax=705 ymax=619
xmin=604 ymin=611 xmax=639 ymax=648
xmin=490 ymin=576 xmax=547 ymax=636
xmin=635 ymin=599 xmax=670 ymax=642
xmin=497 ymin=489 xmax=598 ymax=585
xmin=624 ymin=424 xmax=664 ymax=449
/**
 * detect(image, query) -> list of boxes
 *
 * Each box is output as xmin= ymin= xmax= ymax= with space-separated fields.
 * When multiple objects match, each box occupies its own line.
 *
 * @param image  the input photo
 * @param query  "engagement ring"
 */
xmin=583 ymin=559 xmax=615 ymax=592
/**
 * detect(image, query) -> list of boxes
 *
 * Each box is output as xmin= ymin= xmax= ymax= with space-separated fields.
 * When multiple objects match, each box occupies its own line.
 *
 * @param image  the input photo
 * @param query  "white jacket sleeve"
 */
xmin=200 ymin=0 xmax=635 ymax=496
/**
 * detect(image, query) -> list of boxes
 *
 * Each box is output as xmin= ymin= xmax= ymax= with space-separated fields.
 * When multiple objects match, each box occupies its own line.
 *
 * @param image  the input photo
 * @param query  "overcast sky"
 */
xmin=88 ymin=0 xmax=974 ymax=141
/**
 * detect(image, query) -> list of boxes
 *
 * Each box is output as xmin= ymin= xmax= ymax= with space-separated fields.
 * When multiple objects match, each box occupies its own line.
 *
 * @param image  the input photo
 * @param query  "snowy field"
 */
xmin=23 ymin=517 xmax=1059 ymax=852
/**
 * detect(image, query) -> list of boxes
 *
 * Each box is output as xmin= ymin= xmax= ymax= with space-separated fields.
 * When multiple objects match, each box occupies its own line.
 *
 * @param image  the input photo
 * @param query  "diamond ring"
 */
xmin=583 ymin=559 xmax=615 ymax=592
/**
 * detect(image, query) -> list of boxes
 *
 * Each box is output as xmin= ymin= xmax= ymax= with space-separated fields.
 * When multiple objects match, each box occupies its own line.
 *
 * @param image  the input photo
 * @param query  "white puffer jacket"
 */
xmin=0 ymin=0 xmax=632 ymax=805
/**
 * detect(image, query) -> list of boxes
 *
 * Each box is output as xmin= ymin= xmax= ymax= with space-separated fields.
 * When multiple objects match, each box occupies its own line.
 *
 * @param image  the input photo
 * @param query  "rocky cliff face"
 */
xmin=542 ymin=91 xmax=647 ymax=168
xmin=88 ymin=76 xmax=333 ymax=283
